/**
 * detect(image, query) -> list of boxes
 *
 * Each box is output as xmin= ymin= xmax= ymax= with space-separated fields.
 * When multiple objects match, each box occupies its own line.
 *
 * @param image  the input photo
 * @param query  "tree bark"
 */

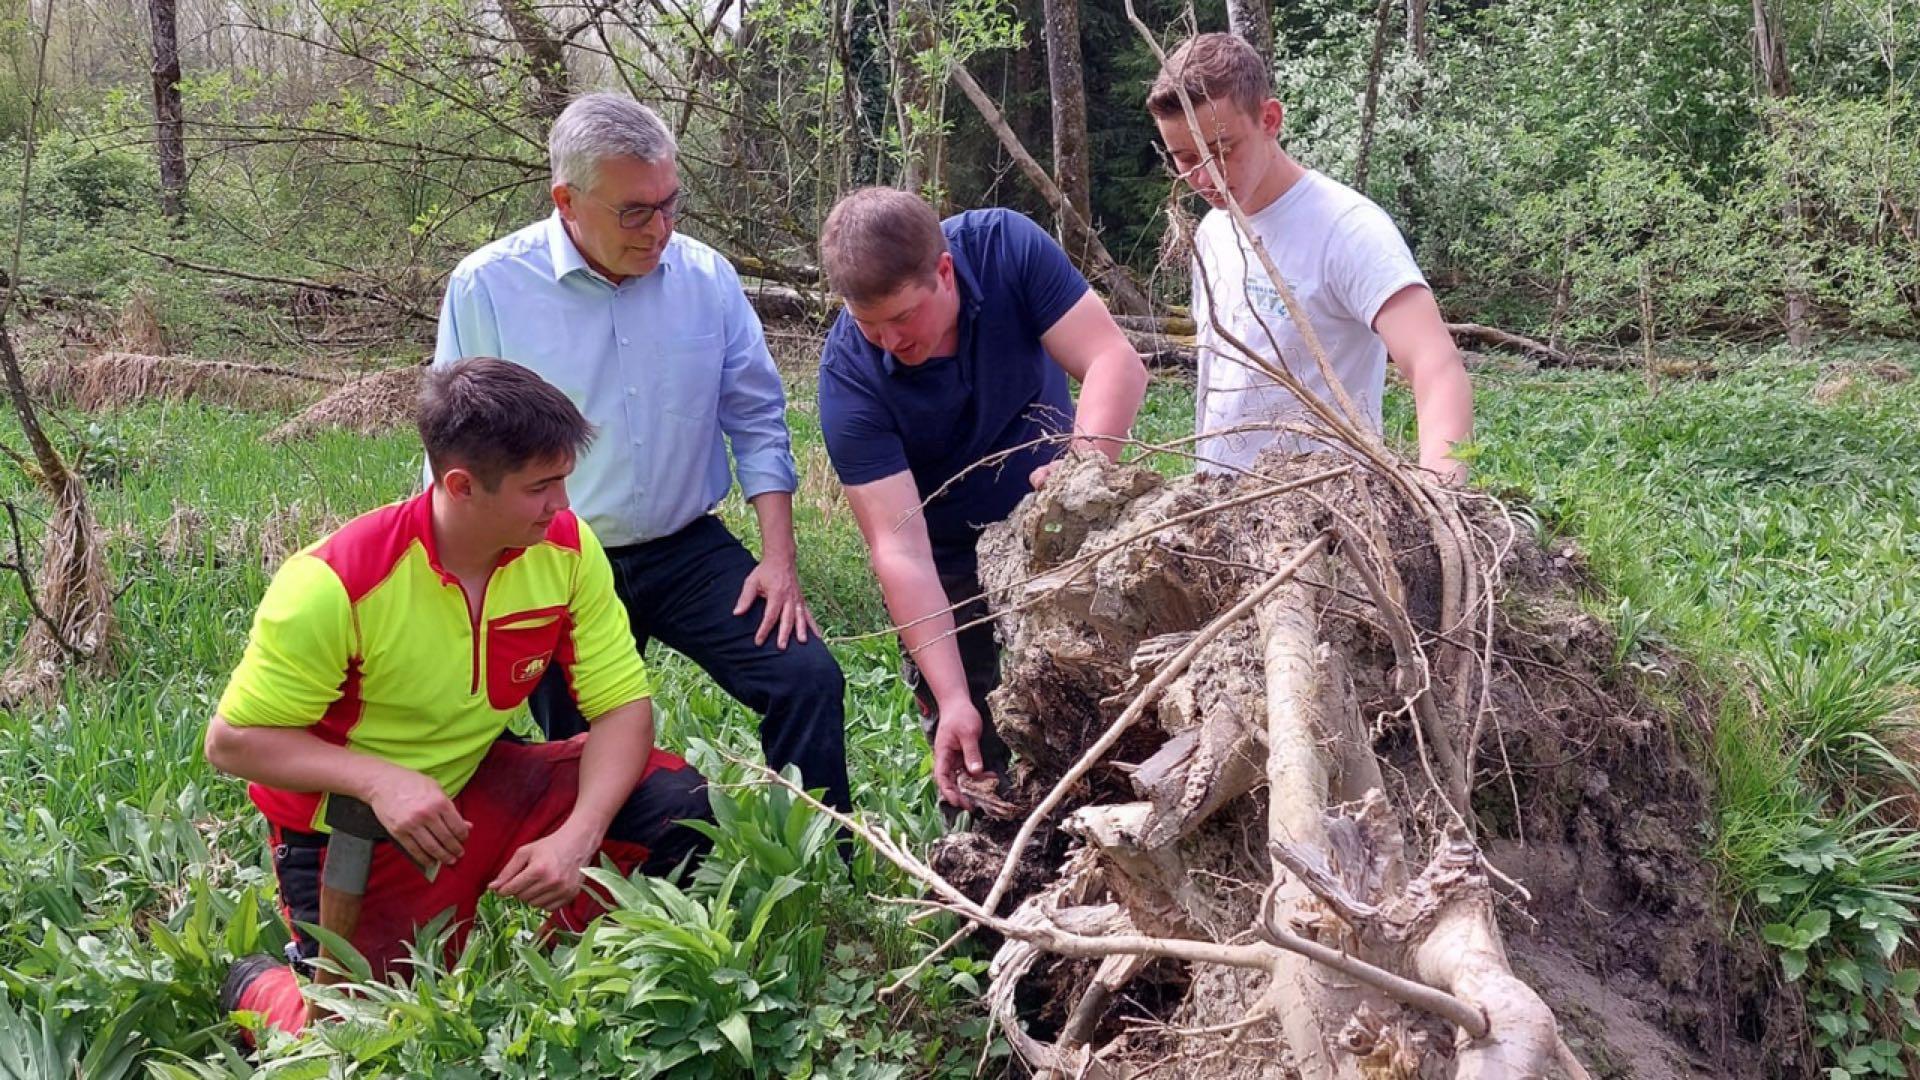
xmin=1752 ymin=0 xmax=1813 ymax=349
xmin=890 ymin=0 xmax=946 ymax=200
xmin=1226 ymin=0 xmax=1273 ymax=67
xmin=1352 ymin=0 xmax=1394 ymax=194
xmin=147 ymin=0 xmax=187 ymax=219
xmin=500 ymin=0 xmax=571 ymax=129
xmin=1395 ymin=0 xmax=1429 ymax=218
xmin=950 ymin=63 xmax=1153 ymax=316
xmin=1042 ymin=0 xmax=1091 ymax=229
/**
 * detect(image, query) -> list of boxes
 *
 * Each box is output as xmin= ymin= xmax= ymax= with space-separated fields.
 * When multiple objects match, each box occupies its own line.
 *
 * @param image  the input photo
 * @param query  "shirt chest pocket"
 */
xmin=485 ymin=607 xmax=568 ymax=710
xmin=648 ymin=334 xmax=724 ymax=423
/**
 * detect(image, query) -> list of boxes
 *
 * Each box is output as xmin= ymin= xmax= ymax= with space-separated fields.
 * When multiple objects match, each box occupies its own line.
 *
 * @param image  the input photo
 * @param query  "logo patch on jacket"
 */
xmin=512 ymin=654 xmax=549 ymax=683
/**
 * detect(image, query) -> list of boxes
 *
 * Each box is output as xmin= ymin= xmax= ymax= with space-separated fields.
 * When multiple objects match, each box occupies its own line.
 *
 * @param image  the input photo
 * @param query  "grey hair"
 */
xmin=549 ymin=93 xmax=677 ymax=192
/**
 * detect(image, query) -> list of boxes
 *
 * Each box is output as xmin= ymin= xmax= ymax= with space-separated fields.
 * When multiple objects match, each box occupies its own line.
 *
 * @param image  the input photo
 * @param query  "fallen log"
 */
xmin=1116 ymin=313 xmax=1588 ymax=369
xmin=1444 ymin=322 xmax=1583 ymax=368
xmin=1122 ymin=329 xmax=1195 ymax=368
xmin=741 ymin=280 xmax=829 ymax=323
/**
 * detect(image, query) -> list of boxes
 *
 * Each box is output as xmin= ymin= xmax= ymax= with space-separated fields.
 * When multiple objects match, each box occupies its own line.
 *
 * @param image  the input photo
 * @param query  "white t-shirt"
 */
xmin=1189 ymin=169 xmax=1426 ymax=472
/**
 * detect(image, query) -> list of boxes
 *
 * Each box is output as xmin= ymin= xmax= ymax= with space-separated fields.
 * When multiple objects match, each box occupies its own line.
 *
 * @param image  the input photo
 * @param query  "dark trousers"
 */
xmin=530 ymin=514 xmax=852 ymax=812
xmin=900 ymin=572 xmax=1013 ymax=780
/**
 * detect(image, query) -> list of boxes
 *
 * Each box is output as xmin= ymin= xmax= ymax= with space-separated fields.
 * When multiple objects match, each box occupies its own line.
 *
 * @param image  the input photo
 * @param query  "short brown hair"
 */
xmin=418 ymin=358 xmax=594 ymax=489
xmin=819 ymin=186 xmax=949 ymax=304
xmin=1146 ymin=33 xmax=1271 ymax=120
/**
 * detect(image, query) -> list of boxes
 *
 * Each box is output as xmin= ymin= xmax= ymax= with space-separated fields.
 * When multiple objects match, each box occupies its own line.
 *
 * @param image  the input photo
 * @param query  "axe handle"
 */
xmin=315 ymin=795 xmax=381 ymax=987
xmin=314 ymin=885 xmax=364 ymax=987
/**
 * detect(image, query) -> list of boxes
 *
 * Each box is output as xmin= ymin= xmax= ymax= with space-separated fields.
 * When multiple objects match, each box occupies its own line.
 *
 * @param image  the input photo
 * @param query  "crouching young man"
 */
xmin=207 ymin=357 xmax=713 ymax=1035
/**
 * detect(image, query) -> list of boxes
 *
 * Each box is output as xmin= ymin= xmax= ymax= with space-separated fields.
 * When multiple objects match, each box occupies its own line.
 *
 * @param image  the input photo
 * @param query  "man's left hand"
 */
xmin=490 ymin=825 xmax=600 ymax=911
xmin=734 ymin=557 xmax=821 ymax=650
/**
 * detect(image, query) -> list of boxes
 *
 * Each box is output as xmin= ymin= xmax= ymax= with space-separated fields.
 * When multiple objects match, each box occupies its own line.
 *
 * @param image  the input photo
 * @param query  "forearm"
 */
xmin=872 ymin=547 xmax=973 ymax=713
xmin=1072 ymin=348 xmax=1149 ymax=462
xmin=1374 ymin=286 xmax=1472 ymax=478
xmin=564 ymin=701 xmax=655 ymax=841
xmin=1407 ymin=352 xmax=1473 ymax=475
xmin=204 ymin=716 xmax=400 ymax=802
xmin=748 ymin=491 xmax=798 ymax=565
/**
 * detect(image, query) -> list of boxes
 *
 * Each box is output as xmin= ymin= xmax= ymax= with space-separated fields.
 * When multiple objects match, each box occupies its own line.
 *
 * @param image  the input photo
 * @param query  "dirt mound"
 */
xmin=50 ymin=352 xmax=340 ymax=412
xmin=1812 ymin=359 xmax=1913 ymax=404
xmin=937 ymin=452 xmax=1792 ymax=1078
xmin=266 ymin=365 xmax=423 ymax=443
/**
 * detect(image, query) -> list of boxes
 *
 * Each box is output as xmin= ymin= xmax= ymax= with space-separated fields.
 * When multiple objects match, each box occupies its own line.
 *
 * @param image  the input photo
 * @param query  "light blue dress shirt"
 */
xmin=433 ymin=213 xmax=797 ymax=547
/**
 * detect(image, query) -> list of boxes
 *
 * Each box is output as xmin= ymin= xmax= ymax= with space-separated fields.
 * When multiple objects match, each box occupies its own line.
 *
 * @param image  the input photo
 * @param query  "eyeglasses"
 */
xmin=573 ymin=187 xmax=685 ymax=230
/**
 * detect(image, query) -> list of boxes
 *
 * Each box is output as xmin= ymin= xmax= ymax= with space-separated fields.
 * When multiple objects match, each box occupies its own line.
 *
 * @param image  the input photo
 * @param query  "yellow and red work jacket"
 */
xmin=214 ymin=489 xmax=651 ymax=832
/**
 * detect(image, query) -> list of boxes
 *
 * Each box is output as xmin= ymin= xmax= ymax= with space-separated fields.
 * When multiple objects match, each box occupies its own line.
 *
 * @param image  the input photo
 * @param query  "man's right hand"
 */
xmin=366 ymin=765 xmax=471 ymax=871
xmin=932 ymin=702 xmax=990 ymax=810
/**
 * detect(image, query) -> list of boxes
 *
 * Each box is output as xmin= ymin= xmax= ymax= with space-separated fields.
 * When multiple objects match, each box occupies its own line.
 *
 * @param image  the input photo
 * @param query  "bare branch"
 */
xmin=0 ymin=500 xmax=85 ymax=660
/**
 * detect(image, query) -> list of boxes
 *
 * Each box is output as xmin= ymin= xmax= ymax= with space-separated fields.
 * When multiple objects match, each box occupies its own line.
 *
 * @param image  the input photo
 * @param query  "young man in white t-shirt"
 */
xmin=1147 ymin=33 xmax=1472 ymax=481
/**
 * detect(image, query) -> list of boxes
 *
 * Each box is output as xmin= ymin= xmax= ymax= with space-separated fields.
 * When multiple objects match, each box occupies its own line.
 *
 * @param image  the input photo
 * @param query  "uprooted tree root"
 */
xmin=936 ymin=452 xmax=1794 ymax=1078
xmin=773 ymin=450 xmax=1794 ymax=1079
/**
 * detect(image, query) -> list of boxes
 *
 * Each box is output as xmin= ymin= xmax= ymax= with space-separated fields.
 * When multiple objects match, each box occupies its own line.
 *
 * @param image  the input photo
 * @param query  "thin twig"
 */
xmin=730 ymin=750 xmax=1496 ymax=1047
xmin=129 ymin=246 xmax=436 ymax=324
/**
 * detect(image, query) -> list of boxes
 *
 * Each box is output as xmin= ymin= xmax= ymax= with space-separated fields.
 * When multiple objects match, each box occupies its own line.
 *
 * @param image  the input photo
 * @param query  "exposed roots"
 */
xmin=769 ymin=446 xmax=1776 ymax=1078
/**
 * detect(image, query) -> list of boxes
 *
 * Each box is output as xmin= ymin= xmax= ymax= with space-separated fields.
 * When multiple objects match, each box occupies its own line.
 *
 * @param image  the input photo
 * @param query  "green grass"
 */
xmin=2 ymin=342 xmax=1918 ymax=1074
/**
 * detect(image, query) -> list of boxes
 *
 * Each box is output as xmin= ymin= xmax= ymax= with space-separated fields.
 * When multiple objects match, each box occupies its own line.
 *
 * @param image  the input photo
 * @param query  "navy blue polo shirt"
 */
xmin=818 ymin=209 xmax=1090 ymax=580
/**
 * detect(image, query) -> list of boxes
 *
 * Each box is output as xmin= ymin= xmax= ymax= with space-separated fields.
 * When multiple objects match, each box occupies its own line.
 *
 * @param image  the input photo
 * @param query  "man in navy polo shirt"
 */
xmin=816 ymin=188 xmax=1148 ymax=810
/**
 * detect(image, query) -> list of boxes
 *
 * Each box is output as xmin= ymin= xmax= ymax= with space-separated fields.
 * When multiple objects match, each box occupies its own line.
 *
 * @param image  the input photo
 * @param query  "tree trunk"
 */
xmin=501 ymin=0 xmax=571 ymax=130
xmin=1042 ymin=0 xmax=1091 ymax=230
xmin=890 ymin=0 xmax=946 ymax=201
xmin=1352 ymin=0 xmax=1394 ymax=194
xmin=1752 ymin=0 xmax=1812 ymax=349
xmin=147 ymin=0 xmax=187 ymax=219
xmin=950 ymin=63 xmax=1153 ymax=316
xmin=1226 ymin=0 xmax=1273 ymax=67
xmin=1395 ymin=0 xmax=1429 ymax=219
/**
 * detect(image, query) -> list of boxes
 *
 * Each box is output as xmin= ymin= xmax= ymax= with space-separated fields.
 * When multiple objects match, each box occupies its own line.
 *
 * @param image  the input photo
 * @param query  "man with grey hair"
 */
xmin=434 ymin=92 xmax=851 ymax=812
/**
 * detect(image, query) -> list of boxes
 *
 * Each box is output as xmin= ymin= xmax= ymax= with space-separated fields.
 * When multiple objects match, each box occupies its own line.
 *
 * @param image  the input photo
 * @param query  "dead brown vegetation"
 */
xmin=266 ymin=364 xmax=423 ymax=443
xmin=1811 ymin=358 xmax=1914 ymax=405
xmin=47 ymin=351 xmax=342 ymax=412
